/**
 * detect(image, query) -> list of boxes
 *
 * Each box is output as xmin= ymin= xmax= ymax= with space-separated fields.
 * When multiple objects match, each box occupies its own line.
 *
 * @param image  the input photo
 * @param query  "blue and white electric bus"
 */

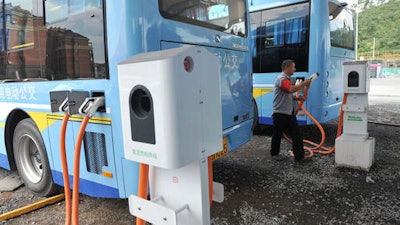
xmin=250 ymin=0 xmax=355 ymax=125
xmin=0 ymin=0 xmax=253 ymax=198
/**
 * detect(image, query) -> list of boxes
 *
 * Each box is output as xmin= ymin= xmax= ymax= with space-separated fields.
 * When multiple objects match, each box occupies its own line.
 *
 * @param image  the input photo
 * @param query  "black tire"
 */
xmin=13 ymin=118 xmax=57 ymax=197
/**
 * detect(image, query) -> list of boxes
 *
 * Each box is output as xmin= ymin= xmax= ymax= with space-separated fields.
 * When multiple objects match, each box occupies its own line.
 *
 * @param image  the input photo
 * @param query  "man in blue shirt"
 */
xmin=270 ymin=59 xmax=311 ymax=162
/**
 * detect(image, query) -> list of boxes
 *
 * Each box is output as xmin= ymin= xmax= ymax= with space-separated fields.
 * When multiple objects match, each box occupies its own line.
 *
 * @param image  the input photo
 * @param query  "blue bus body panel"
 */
xmin=52 ymin=171 xmax=120 ymax=198
xmin=161 ymin=41 xmax=253 ymax=152
xmin=157 ymin=3 xmax=253 ymax=152
xmin=0 ymin=155 xmax=10 ymax=170
xmin=106 ymin=0 xmax=148 ymax=198
xmin=0 ymin=79 xmax=123 ymax=197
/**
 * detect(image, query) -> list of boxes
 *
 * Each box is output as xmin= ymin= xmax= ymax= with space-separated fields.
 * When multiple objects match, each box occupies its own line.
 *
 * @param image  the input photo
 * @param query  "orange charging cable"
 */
xmin=285 ymin=86 xmax=348 ymax=158
xmin=60 ymin=114 xmax=71 ymax=225
xmin=72 ymin=115 xmax=90 ymax=225
xmin=136 ymin=163 xmax=149 ymax=225
xmin=208 ymin=156 xmax=213 ymax=207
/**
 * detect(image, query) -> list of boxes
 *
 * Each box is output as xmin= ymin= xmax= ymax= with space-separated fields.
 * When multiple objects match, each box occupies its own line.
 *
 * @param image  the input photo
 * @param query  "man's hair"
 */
xmin=281 ymin=59 xmax=294 ymax=71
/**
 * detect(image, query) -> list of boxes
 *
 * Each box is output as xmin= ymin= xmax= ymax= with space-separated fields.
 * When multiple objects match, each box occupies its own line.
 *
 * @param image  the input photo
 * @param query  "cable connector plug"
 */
xmin=59 ymin=98 xmax=70 ymax=114
xmin=79 ymin=96 xmax=105 ymax=118
xmin=309 ymin=72 xmax=319 ymax=82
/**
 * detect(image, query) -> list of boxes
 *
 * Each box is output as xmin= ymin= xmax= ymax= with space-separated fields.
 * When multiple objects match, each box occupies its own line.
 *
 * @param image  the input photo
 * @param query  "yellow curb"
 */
xmin=0 ymin=193 xmax=65 ymax=221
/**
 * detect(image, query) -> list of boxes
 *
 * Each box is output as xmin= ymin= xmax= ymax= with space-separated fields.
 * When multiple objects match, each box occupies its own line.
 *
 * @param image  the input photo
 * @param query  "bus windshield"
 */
xmin=329 ymin=2 xmax=355 ymax=50
xmin=159 ymin=0 xmax=247 ymax=37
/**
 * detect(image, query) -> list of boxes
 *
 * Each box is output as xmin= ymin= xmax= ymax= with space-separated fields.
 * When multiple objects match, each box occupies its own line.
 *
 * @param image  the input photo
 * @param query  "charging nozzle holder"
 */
xmin=50 ymin=91 xmax=70 ymax=113
xmin=50 ymin=91 xmax=104 ymax=116
xmin=50 ymin=91 xmax=89 ymax=114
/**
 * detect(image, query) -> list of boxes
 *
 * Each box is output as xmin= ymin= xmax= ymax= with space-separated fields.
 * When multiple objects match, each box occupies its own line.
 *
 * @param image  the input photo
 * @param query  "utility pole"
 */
xmin=355 ymin=0 xmax=364 ymax=61
xmin=355 ymin=1 xmax=360 ymax=60
xmin=372 ymin=37 xmax=376 ymax=60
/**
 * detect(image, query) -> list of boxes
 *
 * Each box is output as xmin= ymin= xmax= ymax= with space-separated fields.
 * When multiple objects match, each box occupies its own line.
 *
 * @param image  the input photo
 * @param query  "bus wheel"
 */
xmin=13 ymin=118 xmax=57 ymax=197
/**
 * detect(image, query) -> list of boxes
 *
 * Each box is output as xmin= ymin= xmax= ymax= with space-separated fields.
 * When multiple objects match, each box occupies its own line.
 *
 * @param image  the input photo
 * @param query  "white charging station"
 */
xmin=335 ymin=61 xmax=375 ymax=171
xmin=118 ymin=46 xmax=223 ymax=225
xmin=118 ymin=46 xmax=222 ymax=169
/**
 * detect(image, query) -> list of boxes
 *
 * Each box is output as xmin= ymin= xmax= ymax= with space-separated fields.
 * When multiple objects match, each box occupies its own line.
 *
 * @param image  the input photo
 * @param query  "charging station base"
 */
xmin=128 ymin=159 xmax=224 ymax=225
xmin=335 ymin=134 xmax=375 ymax=171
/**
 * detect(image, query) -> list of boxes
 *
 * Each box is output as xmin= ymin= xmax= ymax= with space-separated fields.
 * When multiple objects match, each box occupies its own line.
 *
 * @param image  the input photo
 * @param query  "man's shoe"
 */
xmin=271 ymin=155 xmax=285 ymax=161
xmin=295 ymin=157 xmax=312 ymax=163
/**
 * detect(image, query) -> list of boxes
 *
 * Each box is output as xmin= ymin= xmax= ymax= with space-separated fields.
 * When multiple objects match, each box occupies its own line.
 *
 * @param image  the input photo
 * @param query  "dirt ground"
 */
xmin=1 ymin=77 xmax=400 ymax=225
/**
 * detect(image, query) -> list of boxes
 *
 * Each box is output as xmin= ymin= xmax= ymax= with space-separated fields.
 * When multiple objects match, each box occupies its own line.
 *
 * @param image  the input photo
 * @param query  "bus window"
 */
xmin=329 ymin=2 xmax=355 ymax=50
xmin=70 ymin=0 xmax=85 ymax=15
xmin=4 ymin=1 xmax=35 ymax=52
xmin=265 ymin=19 xmax=284 ymax=47
xmin=159 ymin=0 xmax=247 ymax=37
xmin=0 ymin=2 xmax=5 ymax=51
xmin=250 ymin=11 xmax=260 ymax=71
xmin=0 ymin=2 xmax=4 ymax=77
xmin=45 ymin=0 xmax=68 ymax=23
xmin=44 ymin=0 xmax=106 ymax=80
xmin=1 ymin=1 xmax=39 ymax=80
xmin=252 ymin=2 xmax=309 ymax=73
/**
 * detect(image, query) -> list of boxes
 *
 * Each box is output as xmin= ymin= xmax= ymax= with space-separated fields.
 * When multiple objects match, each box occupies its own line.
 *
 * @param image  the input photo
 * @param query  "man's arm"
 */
xmin=287 ymin=79 xmax=311 ymax=93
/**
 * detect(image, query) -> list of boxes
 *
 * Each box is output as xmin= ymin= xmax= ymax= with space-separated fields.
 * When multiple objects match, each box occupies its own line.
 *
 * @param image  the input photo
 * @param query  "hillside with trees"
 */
xmin=350 ymin=0 xmax=391 ymax=10
xmin=357 ymin=0 xmax=400 ymax=58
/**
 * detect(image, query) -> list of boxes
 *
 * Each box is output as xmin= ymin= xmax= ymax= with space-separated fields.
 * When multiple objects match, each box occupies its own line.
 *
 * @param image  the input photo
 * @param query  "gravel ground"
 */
xmin=211 ymin=115 xmax=400 ymax=225
xmin=0 ymin=77 xmax=399 ymax=225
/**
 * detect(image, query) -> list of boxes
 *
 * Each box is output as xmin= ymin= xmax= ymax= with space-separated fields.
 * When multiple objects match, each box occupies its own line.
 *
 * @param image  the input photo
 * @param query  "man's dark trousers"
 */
xmin=270 ymin=113 xmax=304 ymax=160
